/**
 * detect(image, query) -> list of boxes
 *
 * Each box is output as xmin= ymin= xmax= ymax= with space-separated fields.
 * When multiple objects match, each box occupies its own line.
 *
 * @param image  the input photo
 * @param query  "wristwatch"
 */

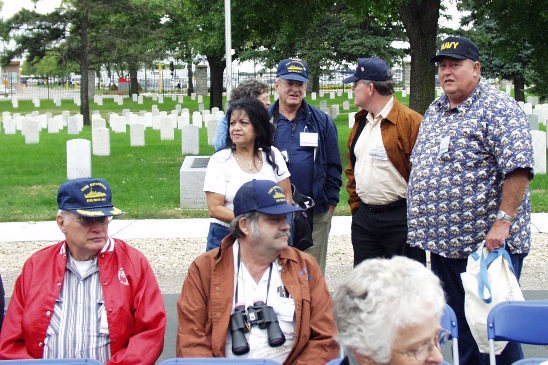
xmin=496 ymin=211 xmax=515 ymax=224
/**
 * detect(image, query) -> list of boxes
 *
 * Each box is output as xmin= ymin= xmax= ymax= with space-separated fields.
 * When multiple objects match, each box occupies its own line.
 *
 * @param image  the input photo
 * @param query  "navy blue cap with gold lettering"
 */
xmin=431 ymin=36 xmax=480 ymax=63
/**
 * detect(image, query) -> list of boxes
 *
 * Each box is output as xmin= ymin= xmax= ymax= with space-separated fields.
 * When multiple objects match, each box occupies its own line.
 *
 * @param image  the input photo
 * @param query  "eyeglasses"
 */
xmin=353 ymin=80 xmax=372 ymax=89
xmin=278 ymin=79 xmax=306 ymax=89
xmin=395 ymin=329 xmax=450 ymax=362
xmin=68 ymin=215 xmax=113 ymax=227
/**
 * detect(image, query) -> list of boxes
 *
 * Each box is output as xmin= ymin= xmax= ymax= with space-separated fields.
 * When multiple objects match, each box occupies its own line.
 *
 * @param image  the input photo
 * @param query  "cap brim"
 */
xmin=278 ymin=74 xmax=309 ymax=83
xmin=257 ymin=204 xmax=304 ymax=215
xmin=342 ymin=75 xmax=359 ymax=84
xmin=430 ymin=53 xmax=468 ymax=63
xmin=71 ymin=206 xmax=124 ymax=217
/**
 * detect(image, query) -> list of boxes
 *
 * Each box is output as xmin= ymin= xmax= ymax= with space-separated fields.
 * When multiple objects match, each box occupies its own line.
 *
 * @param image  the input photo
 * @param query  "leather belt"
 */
xmin=363 ymin=199 xmax=406 ymax=213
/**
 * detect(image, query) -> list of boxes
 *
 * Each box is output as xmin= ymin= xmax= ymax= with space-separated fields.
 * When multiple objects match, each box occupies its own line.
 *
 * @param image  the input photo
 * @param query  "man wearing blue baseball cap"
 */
xmin=408 ymin=36 xmax=534 ymax=365
xmin=0 ymin=178 xmax=166 ymax=363
xmin=270 ymin=58 xmax=342 ymax=275
xmin=342 ymin=58 xmax=425 ymax=267
xmin=177 ymin=179 xmax=339 ymax=364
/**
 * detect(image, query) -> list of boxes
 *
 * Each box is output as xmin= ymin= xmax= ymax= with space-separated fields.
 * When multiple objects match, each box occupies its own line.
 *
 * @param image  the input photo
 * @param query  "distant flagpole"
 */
xmin=224 ymin=0 xmax=232 ymax=108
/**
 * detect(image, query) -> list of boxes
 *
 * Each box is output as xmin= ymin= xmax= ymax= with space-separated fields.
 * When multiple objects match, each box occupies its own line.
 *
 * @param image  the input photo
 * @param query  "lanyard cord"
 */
xmin=234 ymin=244 xmax=273 ymax=306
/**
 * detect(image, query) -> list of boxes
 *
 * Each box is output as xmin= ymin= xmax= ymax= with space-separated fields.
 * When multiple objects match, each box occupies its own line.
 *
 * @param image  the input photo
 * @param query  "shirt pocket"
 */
xmin=97 ymin=299 xmax=110 ymax=335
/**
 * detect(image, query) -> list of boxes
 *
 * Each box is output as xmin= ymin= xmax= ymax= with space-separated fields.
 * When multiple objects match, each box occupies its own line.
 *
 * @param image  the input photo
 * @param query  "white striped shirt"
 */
xmin=43 ymin=251 xmax=111 ymax=362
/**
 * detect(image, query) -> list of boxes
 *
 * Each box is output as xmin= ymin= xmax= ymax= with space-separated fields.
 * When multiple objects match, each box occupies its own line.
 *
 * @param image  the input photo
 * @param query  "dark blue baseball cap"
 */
xmin=233 ymin=179 xmax=304 ymax=217
xmin=343 ymin=58 xmax=392 ymax=84
xmin=431 ymin=36 xmax=480 ymax=63
xmin=276 ymin=58 xmax=309 ymax=83
xmin=58 ymin=178 xmax=123 ymax=217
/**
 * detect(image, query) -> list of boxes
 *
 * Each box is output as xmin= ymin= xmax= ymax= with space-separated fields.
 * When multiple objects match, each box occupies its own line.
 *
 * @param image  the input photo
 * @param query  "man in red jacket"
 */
xmin=0 ymin=178 xmax=166 ymax=364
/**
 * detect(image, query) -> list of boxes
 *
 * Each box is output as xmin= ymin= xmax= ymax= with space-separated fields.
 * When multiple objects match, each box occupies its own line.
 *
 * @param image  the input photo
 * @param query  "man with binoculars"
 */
xmin=176 ymin=179 xmax=339 ymax=364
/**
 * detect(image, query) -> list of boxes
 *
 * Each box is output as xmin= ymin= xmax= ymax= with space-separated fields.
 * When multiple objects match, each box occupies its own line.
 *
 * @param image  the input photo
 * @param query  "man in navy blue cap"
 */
xmin=177 ymin=179 xmax=339 ymax=364
xmin=0 ymin=178 xmax=166 ymax=364
xmin=342 ymin=58 xmax=425 ymax=267
xmin=407 ymin=36 xmax=534 ymax=365
xmin=270 ymin=58 xmax=342 ymax=275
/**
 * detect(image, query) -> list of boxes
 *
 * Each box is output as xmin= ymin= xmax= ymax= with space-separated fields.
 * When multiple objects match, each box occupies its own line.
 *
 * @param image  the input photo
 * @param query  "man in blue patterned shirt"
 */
xmin=407 ymin=36 xmax=534 ymax=365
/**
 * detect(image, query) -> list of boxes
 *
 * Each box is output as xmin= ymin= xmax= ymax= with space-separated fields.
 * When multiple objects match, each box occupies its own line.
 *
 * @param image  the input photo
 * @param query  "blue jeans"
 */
xmin=430 ymin=245 xmax=527 ymax=365
xmin=206 ymin=222 xmax=230 ymax=252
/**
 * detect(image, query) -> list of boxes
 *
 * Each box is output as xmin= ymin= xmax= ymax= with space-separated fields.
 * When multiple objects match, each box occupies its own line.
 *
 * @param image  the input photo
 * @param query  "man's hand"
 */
xmin=484 ymin=219 xmax=511 ymax=251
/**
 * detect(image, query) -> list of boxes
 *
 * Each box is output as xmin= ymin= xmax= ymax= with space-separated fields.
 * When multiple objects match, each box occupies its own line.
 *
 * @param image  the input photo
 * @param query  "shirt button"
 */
xmin=46 ymin=311 xmax=51 ymax=316
xmin=108 ymin=308 xmax=113 ymax=313
xmin=57 ymin=282 xmax=61 ymax=286
xmin=38 ymin=342 xmax=43 ymax=347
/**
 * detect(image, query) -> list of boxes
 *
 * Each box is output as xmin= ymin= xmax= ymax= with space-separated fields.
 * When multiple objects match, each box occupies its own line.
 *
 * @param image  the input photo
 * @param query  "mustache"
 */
xmin=275 ymin=230 xmax=290 ymax=239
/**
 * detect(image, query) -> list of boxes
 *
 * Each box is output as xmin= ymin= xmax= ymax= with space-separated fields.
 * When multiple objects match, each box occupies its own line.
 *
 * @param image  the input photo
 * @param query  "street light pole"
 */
xmin=224 ymin=0 xmax=232 ymax=109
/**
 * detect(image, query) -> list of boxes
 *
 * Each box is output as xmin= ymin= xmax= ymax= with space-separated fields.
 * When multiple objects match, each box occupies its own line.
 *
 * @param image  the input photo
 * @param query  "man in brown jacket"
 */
xmin=344 ymin=58 xmax=425 ymax=266
xmin=176 ymin=179 xmax=339 ymax=365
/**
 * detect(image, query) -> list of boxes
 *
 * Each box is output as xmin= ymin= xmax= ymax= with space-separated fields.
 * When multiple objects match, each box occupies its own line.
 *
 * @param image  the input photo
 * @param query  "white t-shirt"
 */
xmin=225 ymin=241 xmax=296 ymax=362
xmin=203 ymin=146 xmax=290 ymax=227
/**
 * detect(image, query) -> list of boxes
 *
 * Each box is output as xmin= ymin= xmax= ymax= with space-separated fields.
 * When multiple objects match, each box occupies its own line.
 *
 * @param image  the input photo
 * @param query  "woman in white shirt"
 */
xmin=203 ymin=98 xmax=292 ymax=251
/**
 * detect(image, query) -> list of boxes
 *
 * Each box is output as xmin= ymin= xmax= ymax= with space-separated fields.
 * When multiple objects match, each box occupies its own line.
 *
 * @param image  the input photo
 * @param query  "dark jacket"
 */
xmin=269 ymin=99 xmax=342 ymax=213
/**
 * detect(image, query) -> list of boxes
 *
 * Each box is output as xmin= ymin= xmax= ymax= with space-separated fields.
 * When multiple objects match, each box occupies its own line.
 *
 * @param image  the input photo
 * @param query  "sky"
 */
xmin=1 ymin=0 xmax=61 ymax=18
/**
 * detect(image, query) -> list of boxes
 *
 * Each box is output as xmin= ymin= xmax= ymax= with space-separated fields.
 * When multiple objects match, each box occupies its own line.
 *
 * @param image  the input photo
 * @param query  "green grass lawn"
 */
xmin=0 ymin=91 xmax=546 ymax=222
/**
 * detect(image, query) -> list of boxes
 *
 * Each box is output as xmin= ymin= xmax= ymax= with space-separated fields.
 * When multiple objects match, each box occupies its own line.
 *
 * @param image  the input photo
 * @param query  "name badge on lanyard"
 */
xmin=300 ymin=132 xmax=318 ymax=147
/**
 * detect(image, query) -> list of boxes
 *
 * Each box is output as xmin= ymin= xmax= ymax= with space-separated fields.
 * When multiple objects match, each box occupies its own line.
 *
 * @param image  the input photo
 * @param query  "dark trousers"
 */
xmin=351 ymin=201 xmax=426 ymax=267
xmin=430 ymin=246 xmax=527 ymax=365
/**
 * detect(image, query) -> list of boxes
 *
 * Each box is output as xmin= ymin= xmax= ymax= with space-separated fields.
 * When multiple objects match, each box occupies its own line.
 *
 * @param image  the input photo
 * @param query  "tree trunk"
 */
xmin=207 ymin=55 xmax=225 ymax=110
xmin=80 ymin=0 xmax=90 ymax=126
xmin=397 ymin=0 xmax=440 ymax=115
xmin=513 ymin=73 xmax=525 ymax=102
xmin=129 ymin=63 xmax=139 ymax=96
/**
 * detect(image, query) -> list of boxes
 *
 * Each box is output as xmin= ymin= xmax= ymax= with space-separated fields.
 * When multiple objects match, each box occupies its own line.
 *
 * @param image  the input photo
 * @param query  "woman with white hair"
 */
xmin=332 ymin=256 xmax=448 ymax=365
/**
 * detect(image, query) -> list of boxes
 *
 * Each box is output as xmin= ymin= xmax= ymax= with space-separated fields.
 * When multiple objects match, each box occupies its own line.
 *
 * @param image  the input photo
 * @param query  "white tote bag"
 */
xmin=460 ymin=242 xmax=524 ymax=354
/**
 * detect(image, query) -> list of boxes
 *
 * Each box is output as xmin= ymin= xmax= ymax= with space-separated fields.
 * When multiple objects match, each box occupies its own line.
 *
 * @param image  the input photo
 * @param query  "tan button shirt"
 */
xmin=354 ymin=97 xmax=408 ymax=205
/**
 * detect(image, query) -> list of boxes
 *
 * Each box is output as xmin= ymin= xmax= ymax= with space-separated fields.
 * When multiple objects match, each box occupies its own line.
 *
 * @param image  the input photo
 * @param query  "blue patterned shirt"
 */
xmin=407 ymin=80 xmax=534 ymax=258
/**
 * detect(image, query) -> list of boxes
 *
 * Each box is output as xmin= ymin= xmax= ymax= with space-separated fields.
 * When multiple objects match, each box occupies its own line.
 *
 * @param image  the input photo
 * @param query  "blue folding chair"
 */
xmin=1 ymin=360 xmax=103 ymax=364
xmin=158 ymin=359 xmax=281 ymax=365
xmin=441 ymin=303 xmax=459 ymax=365
xmin=512 ymin=359 xmax=548 ymax=365
xmin=487 ymin=300 xmax=548 ymax=365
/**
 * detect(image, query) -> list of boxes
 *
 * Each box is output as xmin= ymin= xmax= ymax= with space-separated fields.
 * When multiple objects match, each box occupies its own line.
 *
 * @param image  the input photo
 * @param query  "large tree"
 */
xmin=459 ymin=0 xmax=547 ymax=101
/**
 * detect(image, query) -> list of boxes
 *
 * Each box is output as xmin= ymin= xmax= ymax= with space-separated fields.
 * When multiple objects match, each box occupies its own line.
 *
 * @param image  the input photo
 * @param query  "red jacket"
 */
xmin=0 ymin=239 xmax=166 ymax=365
xmin=176 ymin=235 xmax=340 ymax=365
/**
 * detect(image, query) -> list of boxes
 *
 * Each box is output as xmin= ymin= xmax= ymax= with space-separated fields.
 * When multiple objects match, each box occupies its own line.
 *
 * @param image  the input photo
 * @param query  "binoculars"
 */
xmin=229 ymin=300 xmax=286 ymax=355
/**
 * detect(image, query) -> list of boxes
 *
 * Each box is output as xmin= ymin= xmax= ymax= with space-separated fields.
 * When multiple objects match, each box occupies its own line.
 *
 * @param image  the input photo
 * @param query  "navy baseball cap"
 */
xmin=276 ymin=58 xmax=309 ymax=83
xmin=342 ymin=58 xmax=392 ymax=84
xmin=57 ymin=178 xmax=123 ymax=217
xmin=233 ymin=179 xmax=304 ymax=217
xmin=430 ymin=36 xmax=480 ymax=63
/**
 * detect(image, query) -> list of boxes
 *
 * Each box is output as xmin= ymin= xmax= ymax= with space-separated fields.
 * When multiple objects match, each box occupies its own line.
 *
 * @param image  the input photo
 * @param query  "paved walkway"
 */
xmin=1 ymin=213 xmax=548 ymax=243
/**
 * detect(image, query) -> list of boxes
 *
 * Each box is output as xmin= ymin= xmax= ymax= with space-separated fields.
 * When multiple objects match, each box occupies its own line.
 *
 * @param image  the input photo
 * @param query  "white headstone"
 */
xmin=178 ymin=95 xmax=184 ymax=103
xmin=158 ymin=95 xmax=164 ymax=104
xmin=320 ymin=100 xmax=328 ymax=110
xmin=12 ymin=99 xmax=18 ymax=108
xmin=138 ymin=95 xmax=144 ymax=104
xmin=197 ymin=95 xmax=203 ymax=103
xmin=32 ymin=98 xmax=40 ymax=108
xmin=522 ymin=103 xmax=533 ymax=115
xmin=401 ymin=90 xmax=407 ymax=98
xmin=3 ymin=118 xmax=16 ymax=134
xmin=67 ymin=139 xmax=92 ymax=179
xmin=206 ymin=115 xmax=220 ymax=146
xmin=349 ymin=112 xmax=356 ymax=128
xmin=329 ymin=92 xmax=335 ymax=100
xmin=347 ymin=90 xmax=353 ymax=99
xmin=67 ymin=116 xmax=80 ymax=135
xmin=505 ymin=85 xmax=511 ymax=95
xmin=172 ymin=94 xmax=177 ymax=101
xmin=24 ymin=119 xmax=40 ymax=144
xmin=160 ymin=118 xmax=175 ymax=140
xmin=151 ymin=93 xmax=158 ymax=101
xmin=47 ymin=118 xmax=61 ymax=133
xmin=192 ymin=112 xmax=203 ymax=128
xmin=343 ymin=101 xmax=350 ymax=110
xmin=527 ymin=114 xmax=539 ymax=130
xmin=311 ymin=92 xmax=317 ymax=100
xmin=531 ymin=130 xmax=546 ymax=174
xmin=92 ymin=128 xmax=111 ymax=156
xmin=181 ymin=124 xmax=200 ymax=155
xmin=92 ymin=117 xmax=107 ymax=130
xmin=130 ymin=123 xmax=145 ymax=147
xmin=191 ymin=93 xmax=196 ymax=101
xmin=132 ymin=94 xmax=138 ymax=102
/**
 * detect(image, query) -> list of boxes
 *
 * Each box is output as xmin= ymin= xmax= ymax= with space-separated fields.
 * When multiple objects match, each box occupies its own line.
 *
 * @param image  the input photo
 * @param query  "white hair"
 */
xmin=332 ymin=256 xmax=445 ymax=363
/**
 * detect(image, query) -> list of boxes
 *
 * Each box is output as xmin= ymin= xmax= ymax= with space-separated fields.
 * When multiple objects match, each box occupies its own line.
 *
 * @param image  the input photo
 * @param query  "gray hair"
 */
xmin=332 ymin=256 xmax=445 ymax=363
xmin=366 ymin=70 xmax=395 ymax=96
xmin=229 ymin=79 xmax=268 ymax=104
xmin=229 ymin=211 xmax=260 ymax=239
